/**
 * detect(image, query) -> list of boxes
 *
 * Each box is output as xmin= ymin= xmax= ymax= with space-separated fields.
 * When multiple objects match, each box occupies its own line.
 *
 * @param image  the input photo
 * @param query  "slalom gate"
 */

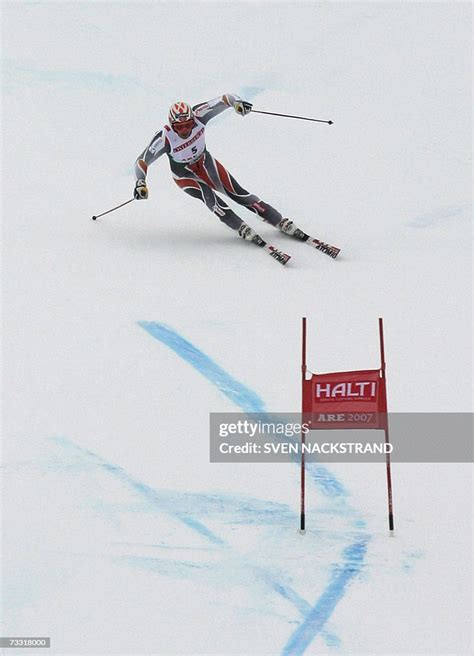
xmin=300 ymin=318 xmax=394 ymax=533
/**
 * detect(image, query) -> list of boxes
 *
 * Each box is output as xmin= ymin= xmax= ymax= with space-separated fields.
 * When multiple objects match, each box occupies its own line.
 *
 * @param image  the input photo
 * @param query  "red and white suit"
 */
xmin=134 ymin=94 xmax=283 ymax=230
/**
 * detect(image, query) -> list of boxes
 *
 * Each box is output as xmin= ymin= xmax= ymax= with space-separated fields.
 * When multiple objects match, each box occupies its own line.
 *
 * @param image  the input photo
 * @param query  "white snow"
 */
xmin=2 ymin=2 xmax=472 ymax=655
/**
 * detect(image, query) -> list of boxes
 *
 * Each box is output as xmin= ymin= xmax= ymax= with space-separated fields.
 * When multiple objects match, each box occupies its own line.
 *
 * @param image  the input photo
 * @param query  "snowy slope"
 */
xmin=2 ymin=2 xmax=472 ymax=655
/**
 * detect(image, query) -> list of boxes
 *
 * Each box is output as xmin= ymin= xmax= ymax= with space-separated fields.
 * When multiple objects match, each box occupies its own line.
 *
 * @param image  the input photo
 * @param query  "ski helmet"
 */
xmin=168 ymin=101 xmax=194 ymax=125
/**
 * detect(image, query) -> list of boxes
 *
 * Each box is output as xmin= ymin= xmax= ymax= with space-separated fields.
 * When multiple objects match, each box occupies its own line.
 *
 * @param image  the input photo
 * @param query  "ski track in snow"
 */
xmin=405 ymin=202 xmax=470 ymax=228
xmin=138 ymin=321 xmax=371 ymax=654
xmin=48 ymin=436 xmax=302 ymax=589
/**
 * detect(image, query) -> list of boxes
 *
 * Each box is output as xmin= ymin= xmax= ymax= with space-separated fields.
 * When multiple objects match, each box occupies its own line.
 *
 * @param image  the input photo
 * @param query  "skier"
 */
xmin=134 ymin=94 xmax=339 ymax=263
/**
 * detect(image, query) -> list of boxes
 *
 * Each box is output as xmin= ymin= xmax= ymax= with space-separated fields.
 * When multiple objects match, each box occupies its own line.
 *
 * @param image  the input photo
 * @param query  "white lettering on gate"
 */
xmin=315 ymin=381 xmax=377 ymax=399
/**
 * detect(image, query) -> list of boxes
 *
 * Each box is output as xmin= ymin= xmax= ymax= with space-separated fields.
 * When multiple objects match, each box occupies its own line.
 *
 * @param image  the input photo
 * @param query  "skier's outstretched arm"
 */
xmin=133 ymin=130 xmax=170 ymax=199
xmin=193 ymin=94 xmax=253 ymax=125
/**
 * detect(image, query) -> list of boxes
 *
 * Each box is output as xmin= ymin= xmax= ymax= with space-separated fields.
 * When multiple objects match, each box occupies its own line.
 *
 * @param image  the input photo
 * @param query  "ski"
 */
xmin=264 ymin=243 xmax=291 ymax=266
xmin=279 ymin=220 xmax=340 ymax=259
xmin=238 ymin=225 xmax=291 ymax=265
xmin=245 ymin=230 xmax=291 ymax=266
xmin=305 ymin=237 xmax=340 ymax=259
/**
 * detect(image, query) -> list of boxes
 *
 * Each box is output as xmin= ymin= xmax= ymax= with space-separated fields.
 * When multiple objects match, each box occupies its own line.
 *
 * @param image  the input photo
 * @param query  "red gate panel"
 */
xmin=302 ymin=368 xmax=387 ymax=429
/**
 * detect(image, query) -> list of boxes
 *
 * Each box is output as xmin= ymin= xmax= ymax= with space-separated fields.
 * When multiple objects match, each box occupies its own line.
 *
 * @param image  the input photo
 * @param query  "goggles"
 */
xmin=172 ymin=118 xmax=195 ymax=135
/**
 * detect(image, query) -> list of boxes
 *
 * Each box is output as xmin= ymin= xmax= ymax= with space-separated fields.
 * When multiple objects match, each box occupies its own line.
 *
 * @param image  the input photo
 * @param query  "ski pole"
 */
xmin=251 ymin=109 xmax=333 ymax=125
xmin=91 ymin=198 xmax=135 ymax=220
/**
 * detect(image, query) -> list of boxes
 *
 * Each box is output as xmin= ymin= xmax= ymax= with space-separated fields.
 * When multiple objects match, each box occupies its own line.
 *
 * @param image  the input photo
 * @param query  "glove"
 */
xmin=134 ymin=179 xmax=148 ymax=200
xmin=234 ymin=100 xmax=253 ymax=116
